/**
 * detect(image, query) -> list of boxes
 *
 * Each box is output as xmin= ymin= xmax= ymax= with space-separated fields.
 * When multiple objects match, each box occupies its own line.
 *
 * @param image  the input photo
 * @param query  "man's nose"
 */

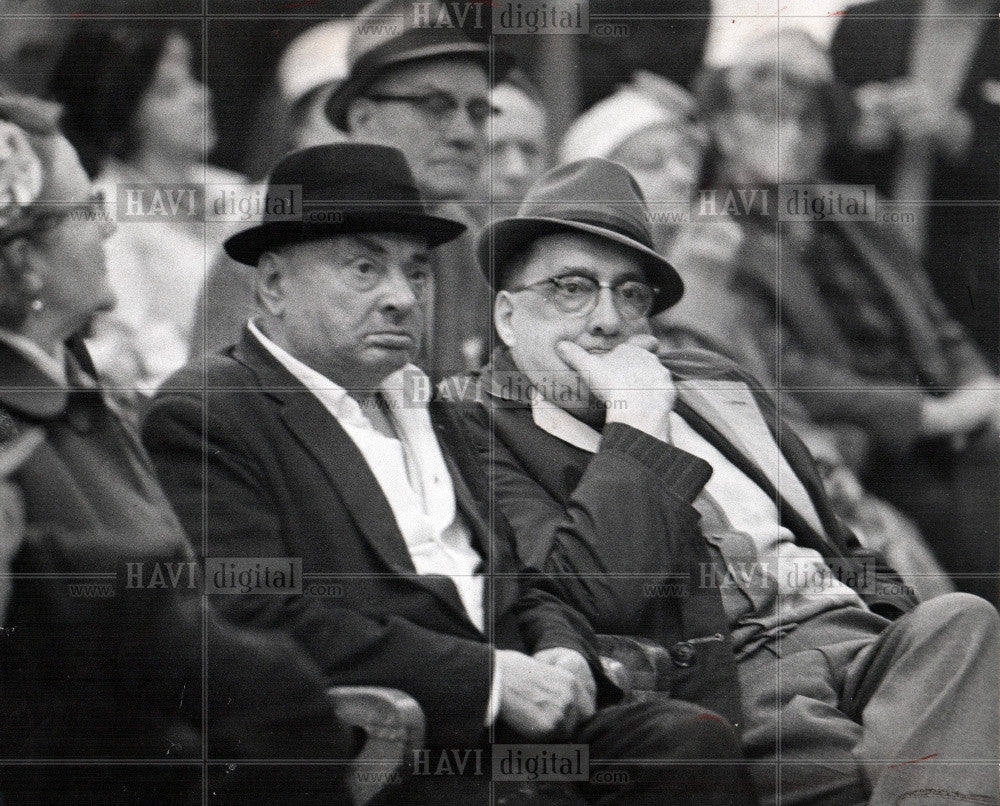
xmin=443 ymin=103 xmax=480 ymax=147
xmin=586 ymin=286 xmax=624 ymax=336
xmin=378 ymin=266 xmax=419 ymax=314
xmin=498 ymin=144 xmax=530 ymax=181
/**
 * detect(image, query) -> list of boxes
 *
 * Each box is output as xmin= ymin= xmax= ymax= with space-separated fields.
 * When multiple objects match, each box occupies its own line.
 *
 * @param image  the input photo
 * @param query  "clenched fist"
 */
xmin=556 ymin=335 xmax=676 ymax=441
xmin=496 ymin=649 xmax=597 ymax=739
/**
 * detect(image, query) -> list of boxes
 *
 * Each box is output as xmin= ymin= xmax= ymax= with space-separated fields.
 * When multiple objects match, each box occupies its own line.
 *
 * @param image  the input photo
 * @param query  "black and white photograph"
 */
xmin=0 ymin=0 xmax=997 ymax=803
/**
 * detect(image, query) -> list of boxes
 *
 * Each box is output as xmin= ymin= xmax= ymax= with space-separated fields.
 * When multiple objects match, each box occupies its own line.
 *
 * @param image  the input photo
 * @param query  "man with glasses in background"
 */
xmin=446 ymin=157 xmax=999 ymax=806
xmin=323 ymin=0 xmax=511 ymax=381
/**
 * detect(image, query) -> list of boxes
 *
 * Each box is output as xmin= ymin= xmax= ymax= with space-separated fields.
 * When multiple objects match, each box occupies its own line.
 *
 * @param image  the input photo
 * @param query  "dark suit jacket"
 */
xmin=830 ymin=0 xmax=1000 ymax=359
xmin=143 ymin=327 xmax=608 ymax=749
xmin=0 ymin=337 xmax=353 ymax=805
xmin=446 ymin=347 xmax=919 ymax=728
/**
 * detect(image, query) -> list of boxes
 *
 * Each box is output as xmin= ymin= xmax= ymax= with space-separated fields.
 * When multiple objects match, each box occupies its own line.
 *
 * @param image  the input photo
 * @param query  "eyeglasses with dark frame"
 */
xmin=508 ymin=274 xmax=660 ymax=320
xmin=365 ymin=89 xmax=499 ymax=128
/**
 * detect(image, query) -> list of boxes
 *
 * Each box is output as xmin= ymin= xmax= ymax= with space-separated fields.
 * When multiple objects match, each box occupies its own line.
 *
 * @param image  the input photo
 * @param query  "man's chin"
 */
xmin=76 ymin=301 xmax=117 ymax=339
xmin=362 ymin=346 xmax=415 ymax=374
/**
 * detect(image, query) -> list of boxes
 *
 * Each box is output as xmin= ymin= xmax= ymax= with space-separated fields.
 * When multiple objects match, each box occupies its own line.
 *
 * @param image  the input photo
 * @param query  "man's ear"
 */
xmin=493 ymin=291 xmax=516 ymax=347
xmin=256 ymin=251 xmax=289 ymax=317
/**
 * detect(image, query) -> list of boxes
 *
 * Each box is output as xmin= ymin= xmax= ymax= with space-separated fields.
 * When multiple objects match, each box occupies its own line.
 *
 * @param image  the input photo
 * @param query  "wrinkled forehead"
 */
xmin=278 ymin=231 xmax=432 ymax=267
xmin=615 ymin=120 xmax=707 ymax=158
xmin=490 ymin=85 xmax=547 ymax=141
xmin=491 ymin=83 xmax=543 ymax=119
xmin=517 ymin=232 xmax=648 ymax=284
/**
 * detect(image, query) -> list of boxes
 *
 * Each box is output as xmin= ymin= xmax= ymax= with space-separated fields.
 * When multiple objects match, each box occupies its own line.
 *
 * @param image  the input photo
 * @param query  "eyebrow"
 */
xmin=343 ymin=235 xmax=432 ymax=264
xmin=348 ymin=235 xmax=389 ymax=257
xmin=552 ymin=266 xmax=646 ymax=283
xmin=409 ymin=250 xmax=432 ymax=264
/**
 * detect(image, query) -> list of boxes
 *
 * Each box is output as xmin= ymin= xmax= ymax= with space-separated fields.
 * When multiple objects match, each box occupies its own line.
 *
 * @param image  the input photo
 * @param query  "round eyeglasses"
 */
xmin=509 ymin=274 xmax=659 ymax=320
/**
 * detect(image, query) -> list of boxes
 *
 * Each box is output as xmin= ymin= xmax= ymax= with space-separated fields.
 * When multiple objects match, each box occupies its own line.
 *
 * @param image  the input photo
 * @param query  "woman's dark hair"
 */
xmin=47 ymin=21 xmax=199 ymax=177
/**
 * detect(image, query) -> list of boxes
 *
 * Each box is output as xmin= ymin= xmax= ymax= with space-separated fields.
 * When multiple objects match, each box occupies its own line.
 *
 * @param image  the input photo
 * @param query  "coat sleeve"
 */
xmin=142 ymin=391 xmax=495 ymax=748
xmin=906 ymin=260 xmax=992 ymax=386
xmin=451 ymin=398 xmax=712 ymax=631
xmin=741 ymin=289 xmax=927 ymax=456
xmin=432 ymin=402 xmax=616 ymax=686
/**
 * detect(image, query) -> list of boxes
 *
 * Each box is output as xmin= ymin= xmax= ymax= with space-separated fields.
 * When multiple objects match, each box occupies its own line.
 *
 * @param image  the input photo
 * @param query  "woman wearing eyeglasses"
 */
xmin=48 ymin=22 xmax=248 ymax=399
xmin=0 ymin=93 xmax=353 ymax=804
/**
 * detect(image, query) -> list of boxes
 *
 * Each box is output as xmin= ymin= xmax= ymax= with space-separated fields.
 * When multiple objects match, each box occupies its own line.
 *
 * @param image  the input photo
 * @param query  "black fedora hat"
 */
xmin=324 ymin=0 xmax=513 ymax=131
xmin=224 ymin=143 xmax=466 ymax=266
xmin=477 ymin=159 xmax=684 ymax=314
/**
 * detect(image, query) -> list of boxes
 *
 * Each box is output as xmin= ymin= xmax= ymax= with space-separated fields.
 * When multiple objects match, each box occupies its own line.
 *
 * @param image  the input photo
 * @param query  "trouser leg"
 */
xmin=738 ymin=641 xmax=871 ymax=806
xmin=378 ymin=699 xmax=756 ymax=806
xmin=842 ymin=593 xmax=1000 ymax=806
xmin=572 ymin=698 xmax=756 ymax=806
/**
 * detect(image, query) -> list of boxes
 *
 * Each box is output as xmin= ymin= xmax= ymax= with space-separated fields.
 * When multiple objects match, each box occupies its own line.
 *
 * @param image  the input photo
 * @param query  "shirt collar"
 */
xmin=530 ymin=394 xmax=601 ymax=454
xmin=247 ymin=319 xmax=429 ymax=429
xmin=479 ymin=345 xmax=602 ymax=452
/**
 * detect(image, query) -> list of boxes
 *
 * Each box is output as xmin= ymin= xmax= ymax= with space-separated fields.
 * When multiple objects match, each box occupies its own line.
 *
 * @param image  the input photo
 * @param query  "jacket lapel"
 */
xmin=483 ymin=346 xmax=844 ymax=557
xmin=833 ymin=220 xmax=950 ymax=384
xmin=675 ymin=379 xmax=826 ymax=536
xmin=278 ymin=392 xmax=418 ymax=575
xmin=672 ymin=393 xmax=838 ymax=558
xmin=233 ymin=329 xmax=476 ymax=626
xmin=430 ymin=406 xmax=492 ymax=565
xmin=736 ymin=216 xmax=852 ymax=364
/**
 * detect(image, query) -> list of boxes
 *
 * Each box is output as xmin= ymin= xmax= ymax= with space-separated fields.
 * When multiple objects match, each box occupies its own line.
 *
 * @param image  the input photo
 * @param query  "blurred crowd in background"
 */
xmin=0 ymin=1 xmax=996 ymax=800
xmin=0 ymin=1 xmax=997 ymax=607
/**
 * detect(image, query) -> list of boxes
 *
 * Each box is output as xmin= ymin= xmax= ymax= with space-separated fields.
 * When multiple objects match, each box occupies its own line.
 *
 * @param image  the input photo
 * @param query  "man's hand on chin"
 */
xmin=556 ymin=336 xmax=676 ymax=442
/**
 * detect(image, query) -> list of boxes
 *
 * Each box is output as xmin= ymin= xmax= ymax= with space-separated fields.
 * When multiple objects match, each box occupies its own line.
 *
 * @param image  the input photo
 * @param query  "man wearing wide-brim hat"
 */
xmin=144 ymin=142 xmax=754 ymax=806
xmin=447 ymin=156 xmax=999 ymax=806
xmin=325 ymin=0 xmax=515 ymax=382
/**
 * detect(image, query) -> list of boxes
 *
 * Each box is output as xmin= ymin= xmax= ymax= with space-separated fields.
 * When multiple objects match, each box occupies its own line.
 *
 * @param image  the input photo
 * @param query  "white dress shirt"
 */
xmin=249 ymin=320 xmax=485 ymax=629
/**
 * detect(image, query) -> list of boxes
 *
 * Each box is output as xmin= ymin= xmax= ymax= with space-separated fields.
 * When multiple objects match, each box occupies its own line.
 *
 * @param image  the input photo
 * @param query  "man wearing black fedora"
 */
xmin=143 ymin=143 xmax=756 ymax=805
xmin=446 ymin=157 xmax=1000 ymax=806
